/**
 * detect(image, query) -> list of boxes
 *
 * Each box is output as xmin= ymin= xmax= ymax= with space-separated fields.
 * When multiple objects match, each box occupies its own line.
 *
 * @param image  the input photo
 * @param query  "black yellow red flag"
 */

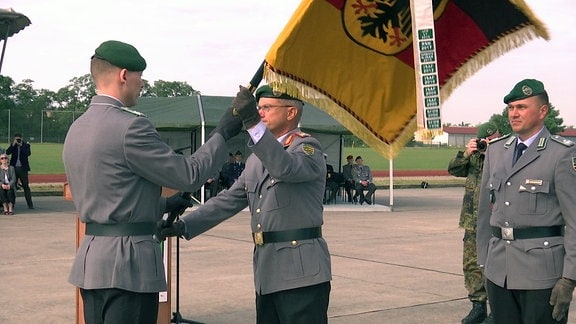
xmin=263 ymin=0 xmax=548 ymax=159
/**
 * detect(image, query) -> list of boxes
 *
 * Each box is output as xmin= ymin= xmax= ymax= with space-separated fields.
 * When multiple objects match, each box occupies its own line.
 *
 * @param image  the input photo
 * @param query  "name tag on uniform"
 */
xmin=525 ymin=179 xmax=543 ymax=186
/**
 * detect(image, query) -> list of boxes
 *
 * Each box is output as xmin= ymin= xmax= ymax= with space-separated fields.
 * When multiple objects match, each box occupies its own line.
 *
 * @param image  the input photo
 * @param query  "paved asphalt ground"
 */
xmin=1 ymin=188 xmax=575 ymax=323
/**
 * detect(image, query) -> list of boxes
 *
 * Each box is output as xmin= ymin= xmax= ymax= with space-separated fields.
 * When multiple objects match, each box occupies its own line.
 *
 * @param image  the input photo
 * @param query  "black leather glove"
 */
xmin=210 ymin=106 xmax=243 ymax=141
xmin=155 ymin=219 xmax=186 ymax=242
xmin=165 ymin=192 xmax=193 ymax=214
xmin=550 ymin=277 xmax=576 ymax=321
xmin=232 ymin=86 xmax=260 ymax=129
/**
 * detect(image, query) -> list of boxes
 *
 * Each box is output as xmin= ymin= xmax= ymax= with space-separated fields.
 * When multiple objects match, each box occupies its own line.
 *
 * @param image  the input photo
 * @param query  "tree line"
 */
xmin=0 ymin=75 xmax=197 ymax=143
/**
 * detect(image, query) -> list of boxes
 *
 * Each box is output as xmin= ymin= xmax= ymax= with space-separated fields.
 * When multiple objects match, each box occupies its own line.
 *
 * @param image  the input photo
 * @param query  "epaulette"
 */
xmin=550 ymin=134 xmax=574 ymax=147
xmin=293 ymin=131 xmax=311 ymax=138
xmin=490 ymin=133 xmax=512 ymax=147
xmin=119 ymin=107 xmax=146 ymax=117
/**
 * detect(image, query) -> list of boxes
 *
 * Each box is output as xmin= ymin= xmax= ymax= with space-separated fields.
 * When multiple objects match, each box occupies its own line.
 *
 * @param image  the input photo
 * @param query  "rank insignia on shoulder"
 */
xmin=302 ymin=143 xmax=315 ymax=155
xmin=573 ymin=157 xmax=576 ymax=172
xmin=551 ymin=135 xmax=574 ymax=147
xmin=120 ymin=107 xmax=146 ymax=117
xmin=294 ymin=131 xmax=311 ymax=138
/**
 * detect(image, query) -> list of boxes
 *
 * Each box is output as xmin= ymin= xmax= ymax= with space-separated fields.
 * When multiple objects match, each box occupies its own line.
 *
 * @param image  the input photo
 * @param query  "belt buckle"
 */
xmin=253 ymin=231 xmax=264 ymax=246
xmin=501 ymin=227 xmax=514 ymax=240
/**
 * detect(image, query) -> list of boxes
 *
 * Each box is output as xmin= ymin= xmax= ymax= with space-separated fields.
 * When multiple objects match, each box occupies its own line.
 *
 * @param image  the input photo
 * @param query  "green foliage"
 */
xmin=489 ymin=103 xmax=565 ymax=135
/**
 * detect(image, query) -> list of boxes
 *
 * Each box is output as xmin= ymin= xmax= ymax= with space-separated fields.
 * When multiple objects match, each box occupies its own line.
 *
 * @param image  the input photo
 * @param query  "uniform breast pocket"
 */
xmin=245 ymin=179 xmax=258 ymax=201
xmin=517 ymin=181 xmax=549 ymax=215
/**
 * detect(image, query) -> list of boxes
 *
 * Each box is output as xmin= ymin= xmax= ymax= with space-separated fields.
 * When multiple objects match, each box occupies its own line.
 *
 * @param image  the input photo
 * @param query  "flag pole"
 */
xmin=247 ymin=60 xmax=265 ymax=93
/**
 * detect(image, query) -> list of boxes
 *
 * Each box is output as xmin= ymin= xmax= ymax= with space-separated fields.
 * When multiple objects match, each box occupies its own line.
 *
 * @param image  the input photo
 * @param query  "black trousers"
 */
xmin=255 ymin=282 xmax=331 ymax=324
xmin=486 ymin=279 xmax=567 ymax=324
xmin=80 ymin=288 xmax=159 ymax=324
xmin=14 ymin=167 xmax=33 ymax=207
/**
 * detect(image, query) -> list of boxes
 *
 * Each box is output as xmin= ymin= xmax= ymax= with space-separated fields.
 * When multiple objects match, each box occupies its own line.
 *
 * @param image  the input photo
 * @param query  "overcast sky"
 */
xmin=2 ymin=0 xmax=575 ymax=126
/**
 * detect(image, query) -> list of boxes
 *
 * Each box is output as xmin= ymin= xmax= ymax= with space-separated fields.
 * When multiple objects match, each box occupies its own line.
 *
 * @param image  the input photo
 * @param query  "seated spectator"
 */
xmin=324 ymin=153 xmax=339 ymax=204
xmin=352 ymin=156 xmax=377 ymax=205
xmin=0 ymin=153 xmax=16 ymax=215
xmin=342 ymin=154 xmax=356 ymax=202
xmin=204 ymin=170 xmax=220 ymax=200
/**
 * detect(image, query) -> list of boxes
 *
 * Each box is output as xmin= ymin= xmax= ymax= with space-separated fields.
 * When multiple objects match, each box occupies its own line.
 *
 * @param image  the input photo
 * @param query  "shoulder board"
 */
xmin=489 ymin=133 xmax=512 ymax=145
xmin=550 ymin=134 xmax=574 ymax=147
xmin=119 ymin=107 xmax=146 ymax=117
xmin=293 ymin=131 xmax=311 ymax=138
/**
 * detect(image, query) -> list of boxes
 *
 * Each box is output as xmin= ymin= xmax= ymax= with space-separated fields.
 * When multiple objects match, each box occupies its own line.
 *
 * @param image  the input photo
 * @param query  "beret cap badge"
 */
xmin=521 ymin=85 xmax=533 ymax=96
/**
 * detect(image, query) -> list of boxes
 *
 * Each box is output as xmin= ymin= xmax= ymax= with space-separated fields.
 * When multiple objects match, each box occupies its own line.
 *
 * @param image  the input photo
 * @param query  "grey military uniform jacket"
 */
xmin=63 ymin=95 xmax=228 ymax=293
xmin=180 ymin=128 xmax=332 ymax=295
xmin=477 ymin=128 xmax=576 ymax=289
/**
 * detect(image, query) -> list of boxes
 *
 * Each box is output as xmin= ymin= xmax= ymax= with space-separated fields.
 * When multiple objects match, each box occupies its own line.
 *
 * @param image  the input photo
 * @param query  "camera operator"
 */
xmin=6 ymin=133 xmax=33 ymax=209
xmin=448 ymin=122 xmax=498 ymax=323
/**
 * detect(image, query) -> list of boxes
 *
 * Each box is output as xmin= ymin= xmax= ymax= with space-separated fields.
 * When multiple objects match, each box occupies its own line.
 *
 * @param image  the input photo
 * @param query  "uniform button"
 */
xmin=531 ymin=186 xmax=536 ymax=191
xmin=505 ymin=201 xmax=510 ymax=206
xmin=544 ymin=241 xmax=550 ymax=246
xmin=256 ymin=208 xmax=261 ymax=213
xmin=291 ymin=240 xmax=298 ymax=246
xmin=506 ymin=182 xmax=511 ymax=186
xmin=506 ymin=240 xmax=511 ymax=244
xmin=259 ymin=194 xmax=262 ymax=199
xmin=257 ymin=224 xmax=261 ymax=229
xmin=271 ymin=179 xmax=275 ymax=184
xmin=504 ymin=222 xmax=510 ymax=226
xmin=489 ymin=184 xmax=493 ymax=188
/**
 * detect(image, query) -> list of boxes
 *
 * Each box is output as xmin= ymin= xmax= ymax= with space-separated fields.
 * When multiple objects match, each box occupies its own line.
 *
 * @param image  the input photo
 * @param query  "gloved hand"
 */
xmin=155 ymin=219 xmax=186 ymax=242
xmin=210 ymin=106 xmax=243 ymax=141
xmin=165 ymin=192 xmax=193 ymax=214
xmin=232 ymin=86 xmax=260 ymax=129
xmin=550 ymin=277 xmax=576 ymax=321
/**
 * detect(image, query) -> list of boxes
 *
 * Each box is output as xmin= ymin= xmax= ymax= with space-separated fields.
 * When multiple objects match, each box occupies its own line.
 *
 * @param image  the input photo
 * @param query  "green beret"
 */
xmin=503 ymin=79 xmax=547 ymax=104
xmin=255 ymin=84 xmax=300 ymax=102
xmin=477 ymin=122 xmax=497 ymax=138
xmin=92 ymin=40 xmax=147 ymax=71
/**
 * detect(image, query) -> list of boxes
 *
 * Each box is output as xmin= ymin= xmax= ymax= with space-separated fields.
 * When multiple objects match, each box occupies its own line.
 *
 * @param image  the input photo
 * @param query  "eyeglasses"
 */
xmin=256 ymin=105 xmax=292 ymax=112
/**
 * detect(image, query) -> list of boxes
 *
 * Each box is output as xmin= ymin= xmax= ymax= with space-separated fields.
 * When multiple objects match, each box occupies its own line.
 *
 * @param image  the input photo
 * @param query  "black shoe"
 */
xmin=347 ymin=198 xmax=353 ymax=203
xmin=462 ymin=301 xmax=487 ymax=324
xmin=28 ymin=206 xmax=34 ymax=209
xmin=481 ymin=313 xmax=493 ymax=324
xmin=365 ymin=198 xmax=372 ymax=205
xmin=353 ymin=196 xmax=358 ymax=204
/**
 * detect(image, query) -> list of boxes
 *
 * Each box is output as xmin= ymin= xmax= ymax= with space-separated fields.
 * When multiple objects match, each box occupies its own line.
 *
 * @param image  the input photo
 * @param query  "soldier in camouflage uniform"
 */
xmin=448 ymin=122 xmax=497 ymax=324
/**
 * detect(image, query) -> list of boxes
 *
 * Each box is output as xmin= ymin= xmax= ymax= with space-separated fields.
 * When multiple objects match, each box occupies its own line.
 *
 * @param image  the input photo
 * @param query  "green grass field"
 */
xmin=13 ymin=143 xmax=462 ymax=175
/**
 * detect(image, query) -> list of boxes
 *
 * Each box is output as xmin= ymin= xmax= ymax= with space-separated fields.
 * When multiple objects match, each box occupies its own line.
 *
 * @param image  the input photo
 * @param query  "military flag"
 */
xmin=263 ymin=0 xmax=549 ymax=159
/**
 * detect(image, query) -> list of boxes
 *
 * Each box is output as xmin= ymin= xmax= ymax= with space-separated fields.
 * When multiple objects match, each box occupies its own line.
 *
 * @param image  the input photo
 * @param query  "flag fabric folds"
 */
xmin=263 ymin=0 xmax=548 ymax=159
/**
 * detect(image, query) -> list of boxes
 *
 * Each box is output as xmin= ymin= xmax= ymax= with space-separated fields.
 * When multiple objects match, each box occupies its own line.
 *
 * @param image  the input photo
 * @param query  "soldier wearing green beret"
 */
xmin=64 ymin=40 xmax=257 ymax=324
xmin=448 ymin=122 xmax=499 ymax=323
xmin=477 ymin=79 xmax=576 ymax=323
xmin=159 ymin=84 xmax=332 ymax=323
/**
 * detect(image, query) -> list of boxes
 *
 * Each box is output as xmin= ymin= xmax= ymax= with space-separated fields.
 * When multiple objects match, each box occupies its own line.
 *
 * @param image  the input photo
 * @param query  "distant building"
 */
xmin=442 ymin=126 xmax=576 ymax=147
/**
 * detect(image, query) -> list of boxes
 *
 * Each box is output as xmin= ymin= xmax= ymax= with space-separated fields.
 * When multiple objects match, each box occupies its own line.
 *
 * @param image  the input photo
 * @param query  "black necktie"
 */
xmin=513 ymin=143 xmax=527 ymax=165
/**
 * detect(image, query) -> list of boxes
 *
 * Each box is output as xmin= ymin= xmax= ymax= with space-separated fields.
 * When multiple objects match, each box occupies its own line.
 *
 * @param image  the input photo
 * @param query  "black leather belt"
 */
xmin=85 ymin=222 xmax=156 ymax=236
xmin=491 ymin=225 xmax=563 ymax=240
xmin=252 ymin=227 xmax=322 ymax=246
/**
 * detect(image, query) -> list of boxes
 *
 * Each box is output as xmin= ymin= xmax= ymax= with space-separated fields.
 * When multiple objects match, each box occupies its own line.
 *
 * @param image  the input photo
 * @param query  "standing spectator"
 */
xmin=63 ymin=40 xmax=254 ymax=324
xmin=352 ymin=156 xmax=376 ymax=205
xmin=0 ymin=153 xmax=16 ymax=215
xmin=158 ymin=84 xmax=332 ymax=323
xmin=228 ymin=150 xmax=245 ymax=187
xmin=204 ymin=169 xmax=220 ymax=200
xmin=6 ymin=133 xmax=33 ymax=209
xmin=219 ymin=153 xmax=234 ymax=190
xmin=342 ymin=154 xmax=356 ymax=202
xmin=477 ymin=79 xmax=576 ymax=323
xmin=448 ymin=122 xmax=498 ymax=323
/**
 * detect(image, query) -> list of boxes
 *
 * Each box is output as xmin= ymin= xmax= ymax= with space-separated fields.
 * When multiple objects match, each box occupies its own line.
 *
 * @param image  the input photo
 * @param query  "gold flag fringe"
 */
xmin=264 ymin=67 xmax=415 ymax=160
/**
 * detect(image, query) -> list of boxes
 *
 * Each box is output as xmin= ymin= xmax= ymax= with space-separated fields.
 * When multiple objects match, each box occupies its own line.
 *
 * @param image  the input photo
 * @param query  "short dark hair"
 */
xmin=14 ymin=133 xmax=22 ymax=138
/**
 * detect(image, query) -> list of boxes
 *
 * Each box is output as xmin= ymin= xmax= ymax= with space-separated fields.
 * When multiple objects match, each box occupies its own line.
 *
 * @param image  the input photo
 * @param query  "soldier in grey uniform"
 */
xmin=63 ymin=40 xmax=255 ymax=324
xmin=477 ymin=79 xmax=576 ymax=323
xmin=159 ymin=84 xmax=332 ymax=324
